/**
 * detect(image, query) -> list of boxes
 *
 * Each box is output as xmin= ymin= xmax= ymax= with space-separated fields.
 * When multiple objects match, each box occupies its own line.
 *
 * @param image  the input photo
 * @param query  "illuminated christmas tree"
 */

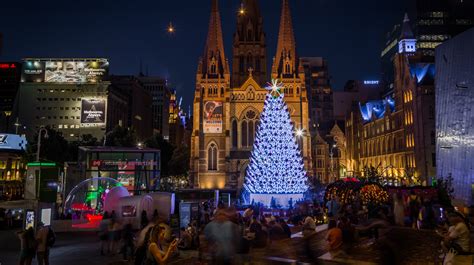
xmin=243 ymin=80 xmax=308 ymax=207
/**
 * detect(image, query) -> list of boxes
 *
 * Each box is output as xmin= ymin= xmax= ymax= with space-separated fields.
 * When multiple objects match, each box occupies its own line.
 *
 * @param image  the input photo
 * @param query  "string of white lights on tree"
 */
xmin=243 ymin=79 xmax=308 ymax=206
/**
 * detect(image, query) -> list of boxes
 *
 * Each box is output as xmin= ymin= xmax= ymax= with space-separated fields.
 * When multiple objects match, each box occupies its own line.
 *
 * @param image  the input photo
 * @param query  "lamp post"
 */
xmin=330 ymin=143 xmax=337 ymax=181
xmin=36 ymin=128 xmax=49 ymax=161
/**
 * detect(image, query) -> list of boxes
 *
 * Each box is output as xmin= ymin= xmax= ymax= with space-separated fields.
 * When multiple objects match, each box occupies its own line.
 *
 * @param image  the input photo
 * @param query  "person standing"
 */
xmin=121 ymin=223 xmax=134 ymax=261
xmin=407 ymin=191 xmax=420 ymax=229
xmin=36 ymin=222 xmax=51 ymax=265
xmin=204 ymin=208 xmax=240 ymax=265
xmin=17 ymin=227 xmax=36 ymax=265
xmin=393 ymin=193 xmax=405 ymax=226
xmin=6 ymin=209 xmax=13 ymax=227
xmin=326 ymin=219 xmax=343 ymax=253
xmin=326 ymin=195 xmax=340 ymax=219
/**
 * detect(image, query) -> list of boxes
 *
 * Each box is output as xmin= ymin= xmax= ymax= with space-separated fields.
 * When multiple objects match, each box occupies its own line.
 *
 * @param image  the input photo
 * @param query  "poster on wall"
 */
xmin=81 ymin=99 xmax=106 ymax=124
xmin=203 ymin=101 xmax=223 ymax=133
xmin=21 ymin=61 xmax=45 ymax=82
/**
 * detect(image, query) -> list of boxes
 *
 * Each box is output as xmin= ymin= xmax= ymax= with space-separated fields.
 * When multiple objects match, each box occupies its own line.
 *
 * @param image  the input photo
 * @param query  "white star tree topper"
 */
xmin=266 ymin=79 xmax=283 ymax=98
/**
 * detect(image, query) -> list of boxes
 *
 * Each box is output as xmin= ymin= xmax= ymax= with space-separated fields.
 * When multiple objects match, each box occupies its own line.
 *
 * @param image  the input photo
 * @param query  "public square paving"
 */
xmin=1 ymin=226 xmax=473 ymax=265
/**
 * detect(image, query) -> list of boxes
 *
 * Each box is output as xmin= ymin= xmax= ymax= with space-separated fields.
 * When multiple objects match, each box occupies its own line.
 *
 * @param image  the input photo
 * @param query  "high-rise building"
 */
xmin=138 ymin=76 xmax=170 ymax=139
xmin=436 ymin=27 xmax=474 ymax=206
xmin=381 ymin=0 xmax=474 ymax=92
xmin=301 ymin=57 xmax=334 ymax=132
xmin=409 ymin=0 xmax=474 ymax=57
xmin=16 ymin=58 xmax=110 ymax=141
xmin=190 ymin=0 xmax=311 ymax=190
xmin=0 ymin=62 xmax=21 ymax=133
xmin=232 ymin=0 xmax=267 ymax=88
xmin=108 ymin=75 xmax=153 ymax=141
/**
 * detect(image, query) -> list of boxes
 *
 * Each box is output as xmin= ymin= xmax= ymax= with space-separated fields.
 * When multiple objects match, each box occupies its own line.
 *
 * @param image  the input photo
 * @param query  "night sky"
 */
xmin=1 ymin=0 xmax=407 ymax=109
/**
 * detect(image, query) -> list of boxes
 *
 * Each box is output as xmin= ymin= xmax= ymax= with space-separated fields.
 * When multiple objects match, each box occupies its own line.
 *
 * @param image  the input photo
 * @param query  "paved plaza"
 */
xmin=2 ymin=226 xmax=473 ymax=265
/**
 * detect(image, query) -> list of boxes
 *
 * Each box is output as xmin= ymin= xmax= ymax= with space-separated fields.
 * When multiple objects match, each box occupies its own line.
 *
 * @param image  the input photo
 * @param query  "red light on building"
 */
xmin=0 ymin=63 xmax=17 ymax=69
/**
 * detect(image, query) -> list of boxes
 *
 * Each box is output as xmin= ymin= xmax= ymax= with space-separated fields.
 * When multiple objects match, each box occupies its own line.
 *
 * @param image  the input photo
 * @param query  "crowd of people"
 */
xmin=13 ymin=190 xmax=472 ymax=265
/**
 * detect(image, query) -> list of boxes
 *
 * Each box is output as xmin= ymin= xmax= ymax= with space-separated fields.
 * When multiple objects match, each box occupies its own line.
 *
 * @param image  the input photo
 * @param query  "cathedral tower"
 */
xmin=271 ymin=0 xmax=312 ymax=173
xmin=191 ymin=0 xmax=231 ymax=189
xmin=232 ymin=0 xmax=267 ymax=87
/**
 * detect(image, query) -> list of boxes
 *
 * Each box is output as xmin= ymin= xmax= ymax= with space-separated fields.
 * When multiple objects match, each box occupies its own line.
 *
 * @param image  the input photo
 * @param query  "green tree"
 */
xmin=25 ymin=127 xmax=71 ymax=164
xmin=145 ymin=134 xmax=174 ymax=177
xmin=168 ymin=145 xmax=190 ymax=176
xmin=68 ymin=134 xmax=100 ymax=161
xmin=104 ymin=126 xmax=137 ymax=147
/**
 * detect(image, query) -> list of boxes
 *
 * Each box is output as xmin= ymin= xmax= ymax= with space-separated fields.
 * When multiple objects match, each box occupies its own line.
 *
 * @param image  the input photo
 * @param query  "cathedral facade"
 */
xmin=190 ymin=0 xmax=312 ymax=190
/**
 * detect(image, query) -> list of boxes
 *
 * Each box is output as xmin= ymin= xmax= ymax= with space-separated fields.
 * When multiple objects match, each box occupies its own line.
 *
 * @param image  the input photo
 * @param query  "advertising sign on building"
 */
xmin=45 ymin=61 xmax=108 ymax=83
xmin=21 ymin=61 xmax=45 ymax=82
xmin=0 ymin=134 xmax=27 ymax=151
xmin=203 ymin=101 xmax=223 ymax=133
xmin=81 ymin=99 xmax=106 ymax=124
xmin=21 ymin=59 xmax=108 ymax=83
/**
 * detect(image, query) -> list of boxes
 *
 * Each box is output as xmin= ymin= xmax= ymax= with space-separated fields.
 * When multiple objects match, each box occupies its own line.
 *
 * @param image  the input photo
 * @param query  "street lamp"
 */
xmin=36 ymin=128 xmax=49 ymax=161
xmin=330 ymin=143 xmax=337 ymax=181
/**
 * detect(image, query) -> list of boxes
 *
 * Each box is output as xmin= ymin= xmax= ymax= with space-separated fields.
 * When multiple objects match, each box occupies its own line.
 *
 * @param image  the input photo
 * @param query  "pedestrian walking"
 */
xmin=141 ymin=210 xmax=149 ymax=229
xmin=121 ymin=223 xmax=135 ymax=261
xmin=99 ymin=211 xmax=110 ymax=255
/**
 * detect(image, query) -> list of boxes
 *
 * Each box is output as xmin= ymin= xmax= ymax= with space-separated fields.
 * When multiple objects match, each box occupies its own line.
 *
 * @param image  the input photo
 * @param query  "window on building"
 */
xmin=208 ymin=143 xmax=218 ymax=171
xmin=241 ymin=121 xmax=248 ymax=147
xmin=241 ymin=110 xmax=258 ymax=148
xmin=255 ymin=58 xmax=260 ymax=72
xmin=239 ymin=55 xmax=245 ymax=72
xmin=317 ymin=159 xmax=323 ymax=168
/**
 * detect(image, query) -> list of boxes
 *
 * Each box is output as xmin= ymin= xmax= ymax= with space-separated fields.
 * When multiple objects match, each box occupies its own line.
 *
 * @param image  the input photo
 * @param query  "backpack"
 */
xmin=47 ymin=227 xmax=56 ymax=247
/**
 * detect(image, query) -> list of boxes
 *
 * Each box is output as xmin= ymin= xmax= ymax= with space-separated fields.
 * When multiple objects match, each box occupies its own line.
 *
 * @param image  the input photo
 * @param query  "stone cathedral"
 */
xmin=190 ymin=0 xmax=312 ymax=190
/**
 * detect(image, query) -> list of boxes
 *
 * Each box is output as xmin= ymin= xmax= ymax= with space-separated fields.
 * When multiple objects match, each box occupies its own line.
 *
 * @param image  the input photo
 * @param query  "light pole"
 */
xmin=36 ymin=128 xmax=49 ymax=161
xmin=330 ymin=143 xmax=337 ymax=181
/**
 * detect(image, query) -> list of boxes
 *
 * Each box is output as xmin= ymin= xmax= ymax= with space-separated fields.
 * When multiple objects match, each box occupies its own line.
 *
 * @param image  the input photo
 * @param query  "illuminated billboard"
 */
xmin=0 ymin=134 xmax=27 ymax=151
xmin=21 ymin=59 xmax=108 ymax=83
xmin=203 ymin=101 xmax=223 ymax=133
xmin=81 ymin=99 xmax=106 ymax=124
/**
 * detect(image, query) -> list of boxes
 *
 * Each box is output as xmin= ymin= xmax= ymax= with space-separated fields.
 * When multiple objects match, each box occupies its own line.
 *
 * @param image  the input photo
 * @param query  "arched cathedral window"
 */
xmin=208 ymin=143 xmax=218 ymax=171
xmin=241 ymin=110 xmax=258 ymax=148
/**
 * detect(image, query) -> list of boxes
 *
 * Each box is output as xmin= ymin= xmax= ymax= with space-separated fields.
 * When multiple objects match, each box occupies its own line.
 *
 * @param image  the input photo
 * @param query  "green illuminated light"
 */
xmin=27 ymin=162 xmax=57 ymax=167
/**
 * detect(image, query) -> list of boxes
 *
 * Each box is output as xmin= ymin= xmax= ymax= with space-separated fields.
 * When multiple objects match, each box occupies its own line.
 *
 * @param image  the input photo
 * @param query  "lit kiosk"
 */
xmin=24 ymin=162 xmax=60 ymax=229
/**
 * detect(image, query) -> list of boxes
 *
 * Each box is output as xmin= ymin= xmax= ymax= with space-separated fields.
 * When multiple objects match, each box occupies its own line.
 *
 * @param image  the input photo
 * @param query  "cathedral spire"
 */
xmin=200 ymin=0 xmax=229 ymax=78
xmin=232 ymin=0 xmax=267 ymax=87
xmin=272 ymin=0 xmax=297 ymax=78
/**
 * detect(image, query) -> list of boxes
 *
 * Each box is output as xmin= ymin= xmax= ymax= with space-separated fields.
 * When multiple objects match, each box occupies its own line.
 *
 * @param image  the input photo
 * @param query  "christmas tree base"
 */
xmin=250 ymin=193 xmax=304 ymax=208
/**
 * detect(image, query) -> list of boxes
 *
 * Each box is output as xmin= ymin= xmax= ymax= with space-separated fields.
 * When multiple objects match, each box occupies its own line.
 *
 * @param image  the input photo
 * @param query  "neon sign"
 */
xmin=0 ymin=63 xmax=17 ymax=69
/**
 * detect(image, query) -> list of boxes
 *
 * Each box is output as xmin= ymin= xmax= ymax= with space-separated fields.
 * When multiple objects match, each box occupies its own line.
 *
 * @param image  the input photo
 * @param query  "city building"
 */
xmin=381 ymin=0 xmax=474 ymax=92
xmin=0 ymin=62 xmax=21 ymax=133
xmin=301 ymin=57 xmax=334 ymax=131
xmin=138 ymin=76 xmax=170 ymax=138
xmin=16 ymin=58 xmax=110 ymax=142
xmin=0 ymin=133 xmax=27 ymax=201
xmin=190 ymin=0 xmax=312 ymax=190
xmin=168 ymin=90 xmax=190 ymax=147
xmin=346 ymin=17 xmax=436 ymax=184
xmin=435 ymin=27 xmax=474 ymax=206
xmin=108 ymin=75 xmax=153 ymax=141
